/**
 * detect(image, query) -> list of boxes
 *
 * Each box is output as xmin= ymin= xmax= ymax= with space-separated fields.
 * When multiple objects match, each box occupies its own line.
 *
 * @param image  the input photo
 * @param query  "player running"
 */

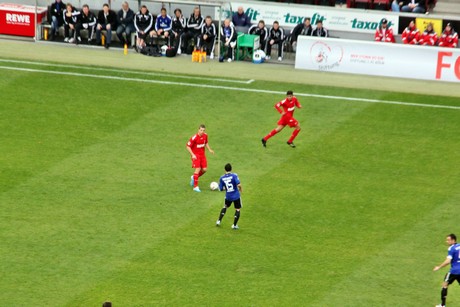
xmin=433 ymin=233 xmax=460 ymax=307
xmin=186 ymin=124 xmax=214 ymax=192
xmin=261 ymin=90 xmax=302 ymax=148
xmin=216 ymin=163 xmax=242 ymax=229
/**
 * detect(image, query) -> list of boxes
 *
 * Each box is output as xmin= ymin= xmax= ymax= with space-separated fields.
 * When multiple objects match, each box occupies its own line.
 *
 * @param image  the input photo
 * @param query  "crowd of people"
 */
xmin=48 ymin=0 xmax=458 ymax=57
xmin=375 ymin=18 xmax=458 ymax=48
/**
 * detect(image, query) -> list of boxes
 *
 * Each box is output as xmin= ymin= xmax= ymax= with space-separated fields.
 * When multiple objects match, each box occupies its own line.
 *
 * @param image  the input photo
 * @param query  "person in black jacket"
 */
xmin=49 ymin=0 xmax=65 ymax=39
xmin=171 ymin=8 xmax=186 ymax=54
xmin=75 ymin=4 xmax=96 ymax=44
xmin=197 ymin=16 xmax=216 ymax=58
xmin=220 ymin=18 xmax=237 ymax=62
xmin=63 ymin=3 xmax=80 ymax=43
xmin=116 ymin=1 xmax=135 ymax=46
xmin=312 ymin=19 xmax=328 ymax=38
xmin=96 ymin=3 xmax=117 ymax=48
xmin=134 ymin=5 xmax=153 ymax=52
xmin=266 ymin=21 xmax=285 ymax=61
xmin=290 ymin=17 xmax=313 ymax=52
xmin=182 ymin=6 xmax=203 ymax=54
xmin=248 ymin=20 xmax=268 ymax=52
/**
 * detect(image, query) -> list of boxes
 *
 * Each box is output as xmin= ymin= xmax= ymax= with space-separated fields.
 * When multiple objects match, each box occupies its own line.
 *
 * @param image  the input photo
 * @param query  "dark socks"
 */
xmin=233 ymin=210 xmax=240 ymax=226
xmin=218 ymin=207 xmax=227 ymax=221
xmin=441 ymin=287 xmax=447 ymax=306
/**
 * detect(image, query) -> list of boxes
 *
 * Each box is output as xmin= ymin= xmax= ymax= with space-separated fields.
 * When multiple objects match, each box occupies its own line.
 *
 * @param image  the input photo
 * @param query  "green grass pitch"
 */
xmin=0 ymin=58 xmax=460 ymax=306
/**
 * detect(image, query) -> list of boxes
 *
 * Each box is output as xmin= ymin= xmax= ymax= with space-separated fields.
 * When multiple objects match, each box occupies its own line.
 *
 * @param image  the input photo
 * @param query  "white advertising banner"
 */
xmin=295 ymin=36 xmax=460 ymax=83
xmin=216 ymin=1 xmax=399 ymax=34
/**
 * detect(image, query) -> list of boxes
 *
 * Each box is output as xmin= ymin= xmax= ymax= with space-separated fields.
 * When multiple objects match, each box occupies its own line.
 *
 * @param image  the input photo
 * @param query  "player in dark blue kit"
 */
xmin=216 ymin=163 xmax=242 ymax=230
xmin=433 ymin=233 xmax=460 ymax=307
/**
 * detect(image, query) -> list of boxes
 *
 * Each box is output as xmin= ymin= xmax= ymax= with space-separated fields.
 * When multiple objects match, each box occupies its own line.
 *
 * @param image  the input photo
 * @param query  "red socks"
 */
xmin=288 ymin=129 xmax=300 ymax=143
xmin=264 ymin=129 xmax=278 ymax=141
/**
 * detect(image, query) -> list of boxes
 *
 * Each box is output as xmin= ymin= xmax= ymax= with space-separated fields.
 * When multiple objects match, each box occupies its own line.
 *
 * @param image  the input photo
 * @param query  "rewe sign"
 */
xmin=6 ymin=13 xmax=30 ymax=25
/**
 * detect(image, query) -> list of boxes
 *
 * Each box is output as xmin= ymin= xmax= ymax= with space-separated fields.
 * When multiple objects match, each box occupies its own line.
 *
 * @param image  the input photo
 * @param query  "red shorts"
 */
xmin=278 ymin=115 xmax=298 ymax=128
xmin=191 ymin=155 xmax=207 ymax=169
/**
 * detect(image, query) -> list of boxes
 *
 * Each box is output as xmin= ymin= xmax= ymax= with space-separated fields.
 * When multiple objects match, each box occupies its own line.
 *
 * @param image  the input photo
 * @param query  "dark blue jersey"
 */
xmin=219 ymin=173 xmax=240 ymax=201
xmin=448 ymin=243 xmax=460 ymax=274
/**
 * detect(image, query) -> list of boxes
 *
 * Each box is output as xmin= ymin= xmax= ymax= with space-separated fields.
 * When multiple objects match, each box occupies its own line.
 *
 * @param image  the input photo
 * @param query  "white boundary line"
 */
xmin=0 ymin=58 xmax=255 ymax=84
xmin=1 ymin=65 xmax=459 ymax=110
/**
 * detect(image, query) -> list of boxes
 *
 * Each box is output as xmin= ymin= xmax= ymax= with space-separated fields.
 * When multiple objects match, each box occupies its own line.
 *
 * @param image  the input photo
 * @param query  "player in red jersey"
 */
xmin=261 ymin=90 xmax=302 ymax=148
xmin=186 ymin=124 xmax=214 ymax=192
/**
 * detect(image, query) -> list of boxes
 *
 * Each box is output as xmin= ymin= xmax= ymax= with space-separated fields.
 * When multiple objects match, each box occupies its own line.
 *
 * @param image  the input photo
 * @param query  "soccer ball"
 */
xmin=160 ymin=45 xmax=168 ymax=56
xmin=253 ymin=50 xmax=266 ymax=64
xmin=210 ymin=182 xmax=219 ymax=191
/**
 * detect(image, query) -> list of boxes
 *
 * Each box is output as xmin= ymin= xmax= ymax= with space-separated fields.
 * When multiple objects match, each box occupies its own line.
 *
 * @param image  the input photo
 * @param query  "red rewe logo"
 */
xmin=436 ymin=51 xmax=460 ymax=80
xmin=6 ymin=13 xmax=31 ymax=25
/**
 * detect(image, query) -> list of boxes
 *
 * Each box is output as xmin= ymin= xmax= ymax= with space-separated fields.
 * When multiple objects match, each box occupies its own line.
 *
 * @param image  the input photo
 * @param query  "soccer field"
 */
xmin=1 ymin=42 xmax=460 ymax=306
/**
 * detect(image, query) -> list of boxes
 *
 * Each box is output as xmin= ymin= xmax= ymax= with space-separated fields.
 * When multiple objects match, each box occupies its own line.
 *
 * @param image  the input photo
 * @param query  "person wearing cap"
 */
xmin=438 ymin=23 xmax=458 ymax=48
xmin=401 ymin=20 xmax=420 ymax=44
xmin=420 ymin=23 xmax=438 ymax=46
xmin=374 ymin=18 xmax=395 ymax=43
xmin=312 ymin=19 xmax=328 ymax=37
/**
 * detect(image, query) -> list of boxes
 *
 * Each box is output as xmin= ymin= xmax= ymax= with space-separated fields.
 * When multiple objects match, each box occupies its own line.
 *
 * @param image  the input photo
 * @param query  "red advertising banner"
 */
xmin=0 ymin=3 xmax=47 ymax=37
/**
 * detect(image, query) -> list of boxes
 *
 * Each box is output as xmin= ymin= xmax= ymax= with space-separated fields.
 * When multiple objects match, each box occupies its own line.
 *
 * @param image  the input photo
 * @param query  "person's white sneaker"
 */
xmin=265 ymin=55 xmax=271 ymax=60
xmin=193 ymin=186 xmax=201 ymax=192
xmin=210 ymin=52 xmax=214 ymax=59
xmin=69 ymin=37 xmax=75 ymax=43
xmin=64 ymin=37 xmax=69 ymax=42
xmin=216 ymin=220 xmax=221 ymax=226
xmin=177 ymin=48 xmax=181 ymax=55
xmin=231 ymin=224 xmax=239 ymax=230
xmin=278 ymin=56 xmax=282 ymax=61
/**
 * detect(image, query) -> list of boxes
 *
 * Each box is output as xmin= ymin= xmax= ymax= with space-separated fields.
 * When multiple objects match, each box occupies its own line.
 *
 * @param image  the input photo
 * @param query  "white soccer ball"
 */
xmin=210 ymin=182 xmax=219 ymax=191
xmin=161 ymin=45 xmax=168 ymax=56
xmin=253 ymin=50 xmax=266 ymax=64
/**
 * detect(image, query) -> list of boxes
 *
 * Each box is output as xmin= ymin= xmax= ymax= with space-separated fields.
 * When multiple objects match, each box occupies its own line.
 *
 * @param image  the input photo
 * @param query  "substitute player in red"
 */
xmin=261 ymin=90 xmax=302 ymax=148
xmin=186 ymin=124 xmax=214 ymax=192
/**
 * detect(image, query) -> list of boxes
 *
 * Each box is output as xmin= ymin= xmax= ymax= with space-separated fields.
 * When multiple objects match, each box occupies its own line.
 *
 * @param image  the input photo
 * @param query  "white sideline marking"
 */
xmin=0 ymin=59 xmax=255 ymax=84
xmin=1 ymin=65 xmax=459 ymax=110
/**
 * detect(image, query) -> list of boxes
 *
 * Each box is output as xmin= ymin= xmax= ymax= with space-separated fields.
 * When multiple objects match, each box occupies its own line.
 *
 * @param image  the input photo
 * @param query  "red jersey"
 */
xmin=374 ymin=26 xmax=395 ymax=43
xmin=187 ymin=133 xmax=208 ymax=156
xmin=420 ymin=29 xmax=438 ymax=46
xmin=275 ymin=96 xmax=301 ymax=118
xmin=438 ymin=30 xmax=458 ymax=48
xmin=402 ymin=26 xmax=420 ymax=44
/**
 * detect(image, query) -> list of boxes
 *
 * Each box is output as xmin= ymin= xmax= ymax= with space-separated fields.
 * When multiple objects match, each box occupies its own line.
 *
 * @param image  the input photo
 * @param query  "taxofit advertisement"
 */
xmin=295 ymin=36 xmax=460 ymax=83
xmin=217 ymin=1 xmax=399 ymax=34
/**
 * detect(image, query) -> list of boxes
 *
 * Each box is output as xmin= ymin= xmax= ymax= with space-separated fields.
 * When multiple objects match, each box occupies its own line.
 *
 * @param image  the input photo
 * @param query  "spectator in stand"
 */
xmin=182 ymin=6 xmax=203 ymax=54
xmin=232 ymin=6 xmax=251 ymax=28
xmin=220 ymin=18 xmax=237 ymax=62
xmin=171 ymin=8 xmax=186 ymax=54
xmin=312 ymin=19 xmax=328 ymax=37
xmin=438 ymin=23 xmax=458 ymax=48
xmin=374 ymin=18 xmax=395 ymax=43
xmin=248 ymin=20 xmax=268 ymax=52
xmin=63 ymin=3 xmax=80 ymax=43
xmin=290 ymin=17 xmax=313 ymax=52
xmin=392 ymin=0 xmax=425 ymax=13
xmin=49 ymin=0 xmax=65 ymax=40
xmin=266 ymin=21 xmax=285 ymax=62
xmin=401 ymin=20 xmax=420 ymax=44
xmin=197 ymin=16 xmax=217 ymax=58
xmin=96 ymin=3 xmax=117 ymax=49
xmin=420 ymin=22 xmax=438 ymax=46
xmin=134 ymin=5 xmax=154 ymax=52
xmin=116 ymin=1 xmax=135 ymax=46
xmin=75 ymin=4 xmax=96 ymax=44
xmin=150 ymin=7 xmax=172 ymax=49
